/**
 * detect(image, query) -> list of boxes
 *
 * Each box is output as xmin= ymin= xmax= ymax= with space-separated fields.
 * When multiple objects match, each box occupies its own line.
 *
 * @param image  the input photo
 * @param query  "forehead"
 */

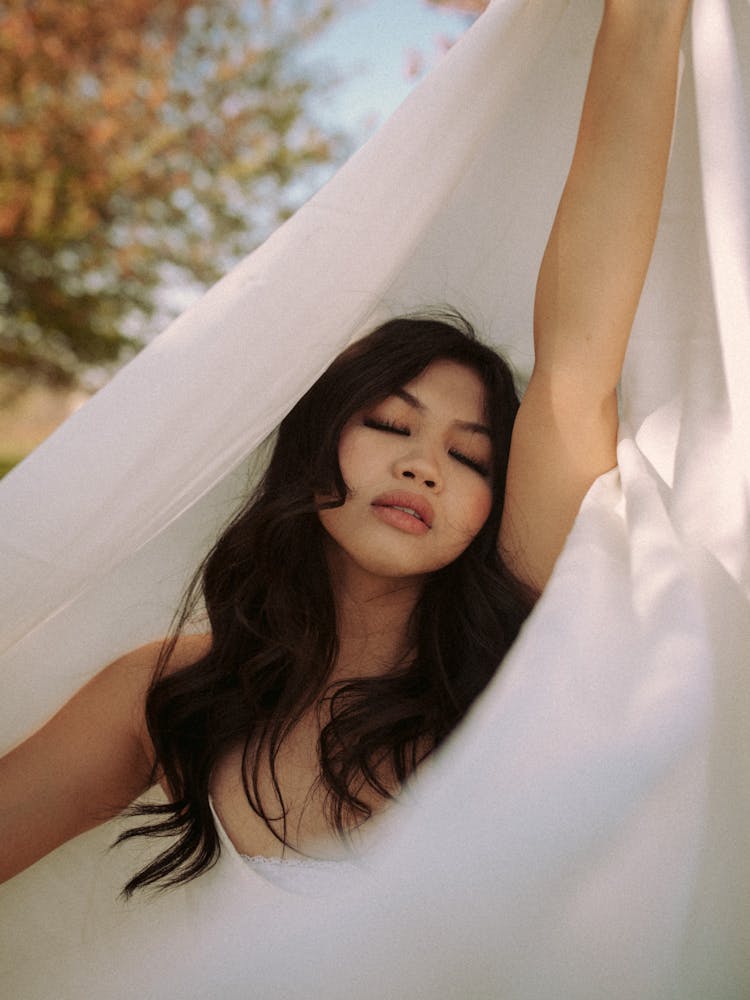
xmin=401 ymin=360 xmax=487 ymax=419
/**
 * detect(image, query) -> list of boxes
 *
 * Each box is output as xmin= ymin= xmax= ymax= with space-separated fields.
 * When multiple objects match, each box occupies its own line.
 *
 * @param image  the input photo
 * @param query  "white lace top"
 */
xmin=238 ymin=853 xmax=363 ymax=897
xmin=209 ymin=798 xmax=363 ymax=896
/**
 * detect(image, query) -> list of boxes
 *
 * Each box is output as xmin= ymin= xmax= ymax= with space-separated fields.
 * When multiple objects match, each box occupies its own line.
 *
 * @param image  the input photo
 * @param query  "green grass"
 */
xmin=0 ymin=453 xmax=25 ymax=479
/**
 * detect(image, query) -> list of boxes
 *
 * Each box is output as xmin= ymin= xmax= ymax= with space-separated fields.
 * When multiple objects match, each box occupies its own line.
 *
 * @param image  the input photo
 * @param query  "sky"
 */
xmin=307 ymin=0 xmax=475 ymax=137
xmin=158 ymin=1 xmax=477 ymax=321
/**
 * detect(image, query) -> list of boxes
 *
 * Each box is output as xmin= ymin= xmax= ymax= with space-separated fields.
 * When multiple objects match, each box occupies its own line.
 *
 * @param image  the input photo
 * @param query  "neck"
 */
xmin=325 ymin=545 xmax=424 ymax=681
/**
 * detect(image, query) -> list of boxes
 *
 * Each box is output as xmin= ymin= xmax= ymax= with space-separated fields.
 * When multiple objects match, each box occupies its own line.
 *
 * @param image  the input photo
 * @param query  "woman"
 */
xmin=0 ymin=0 xmax=691 ymax=893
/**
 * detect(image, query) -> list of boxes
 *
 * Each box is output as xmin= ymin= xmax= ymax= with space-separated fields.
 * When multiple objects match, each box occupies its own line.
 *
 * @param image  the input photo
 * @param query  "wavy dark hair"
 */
xmin=118 ymin=313 xmax=536 ymax=894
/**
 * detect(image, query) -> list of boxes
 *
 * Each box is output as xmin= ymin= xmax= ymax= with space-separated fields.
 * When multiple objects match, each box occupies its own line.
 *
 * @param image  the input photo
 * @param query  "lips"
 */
xmin=371 ymin=491 xmax=434 ymax=529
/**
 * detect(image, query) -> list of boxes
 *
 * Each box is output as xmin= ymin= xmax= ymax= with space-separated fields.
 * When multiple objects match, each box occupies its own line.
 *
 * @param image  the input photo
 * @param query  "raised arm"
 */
xmin=500 ymin=0 xmax=690 ymax=590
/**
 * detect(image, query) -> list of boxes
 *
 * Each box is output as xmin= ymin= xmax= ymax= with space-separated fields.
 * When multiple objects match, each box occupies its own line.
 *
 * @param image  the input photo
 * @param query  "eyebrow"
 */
xmin=393 ymin=388 xmax=491 ymax=438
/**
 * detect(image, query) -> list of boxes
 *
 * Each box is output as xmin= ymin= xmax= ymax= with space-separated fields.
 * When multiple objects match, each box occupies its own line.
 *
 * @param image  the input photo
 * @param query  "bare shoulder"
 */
xmin=0 ymin=633 xmax=202 ymax=884
xmin=114 ymin=631 xmax=211 ymax=677
xmin=126 ymin=632 xmax=212 ymax=750
xmin=62 ymin=632 xmax=212 ymax=765
xmin=0 ymin=631 xmax=213 ymax=884
xmin=154 ymin=631 xmax=213 ymax=677
xmin=101 ymin=632 xmax=212 ymax=702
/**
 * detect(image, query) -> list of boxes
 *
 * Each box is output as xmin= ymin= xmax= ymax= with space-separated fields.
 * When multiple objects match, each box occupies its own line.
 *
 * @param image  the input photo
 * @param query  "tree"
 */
xmin=425 ymin=0 xmax=488 ymax=12
xmin=0 ymin=0 xmax=345 ymax=390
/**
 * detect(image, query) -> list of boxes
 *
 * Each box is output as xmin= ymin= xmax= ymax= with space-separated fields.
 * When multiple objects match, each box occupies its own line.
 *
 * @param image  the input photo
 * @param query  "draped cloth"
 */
xmin=1 ymin=0 xmax=749 ymax=995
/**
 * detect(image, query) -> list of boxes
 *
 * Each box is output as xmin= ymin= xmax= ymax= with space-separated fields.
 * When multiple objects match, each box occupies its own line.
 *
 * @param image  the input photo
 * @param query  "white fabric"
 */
xmin=1 ymin=0 xmax=749 ymax=996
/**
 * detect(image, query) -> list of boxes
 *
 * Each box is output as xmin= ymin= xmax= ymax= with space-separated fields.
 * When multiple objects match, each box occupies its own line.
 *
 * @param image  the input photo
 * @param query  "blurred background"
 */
xmin=0 ymin=0 xmax=489 ymax=477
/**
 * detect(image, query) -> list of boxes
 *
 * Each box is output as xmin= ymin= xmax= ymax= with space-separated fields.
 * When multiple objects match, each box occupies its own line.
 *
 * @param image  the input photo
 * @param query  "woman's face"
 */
xmin=318 ymin=360 xmax=494 ymax=588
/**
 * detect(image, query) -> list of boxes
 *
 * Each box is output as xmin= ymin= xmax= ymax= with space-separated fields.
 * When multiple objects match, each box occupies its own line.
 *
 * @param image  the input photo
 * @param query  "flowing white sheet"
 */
xmin=1 ymin=0 xmax=748 ymax=996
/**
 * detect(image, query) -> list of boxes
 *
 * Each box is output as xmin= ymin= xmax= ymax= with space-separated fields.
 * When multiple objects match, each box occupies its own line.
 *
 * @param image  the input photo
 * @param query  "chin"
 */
xmin=350 ymin=546 xmax=466 ymax=583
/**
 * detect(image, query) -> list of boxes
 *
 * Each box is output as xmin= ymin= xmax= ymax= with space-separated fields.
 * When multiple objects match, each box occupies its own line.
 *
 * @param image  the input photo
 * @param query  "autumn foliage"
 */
xmin=425 ymin=0 xmax=489 ymax=13
xmin=0 ymin=0 xmax=342 ymax=387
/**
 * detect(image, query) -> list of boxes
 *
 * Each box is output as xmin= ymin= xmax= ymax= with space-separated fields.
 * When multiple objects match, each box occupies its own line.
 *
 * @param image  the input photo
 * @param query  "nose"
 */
xmin=394 ymin=450 xmax=441 ymax=491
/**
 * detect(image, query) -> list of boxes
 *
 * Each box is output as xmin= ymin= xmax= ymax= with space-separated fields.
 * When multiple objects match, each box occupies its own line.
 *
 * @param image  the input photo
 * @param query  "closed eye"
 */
xmin=364 ymin=418 xmax=489 ymax=476
xmin=363 ymin=417 xmax=410 ymax=436
xmin=449 ymin=449 xmax=490 ymax=478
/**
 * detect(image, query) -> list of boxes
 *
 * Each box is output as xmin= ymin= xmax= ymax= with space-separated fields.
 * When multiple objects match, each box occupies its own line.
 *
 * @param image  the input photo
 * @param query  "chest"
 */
xmin=209 ymin=716 xmax=386 ymax=860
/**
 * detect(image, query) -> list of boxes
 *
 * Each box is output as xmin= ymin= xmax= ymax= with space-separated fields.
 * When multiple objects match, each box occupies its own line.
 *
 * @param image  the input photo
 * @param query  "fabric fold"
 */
xmin=1 ymin=1 xmax=748 ymax=996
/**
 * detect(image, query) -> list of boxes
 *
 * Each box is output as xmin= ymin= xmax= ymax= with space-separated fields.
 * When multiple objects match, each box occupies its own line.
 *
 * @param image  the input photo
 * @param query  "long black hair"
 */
xmin=118 ymin=313 xmax=536 ymax=894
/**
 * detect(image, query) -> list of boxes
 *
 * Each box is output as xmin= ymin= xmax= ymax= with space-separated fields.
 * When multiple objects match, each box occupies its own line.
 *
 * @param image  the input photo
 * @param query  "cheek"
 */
xmin=336 ymin=426 xmax=364 ymax=489
xmin=460 ymin=484 xmax=493 ymax=537
xmin=337 ymin=425 xmax=389 ymax=492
